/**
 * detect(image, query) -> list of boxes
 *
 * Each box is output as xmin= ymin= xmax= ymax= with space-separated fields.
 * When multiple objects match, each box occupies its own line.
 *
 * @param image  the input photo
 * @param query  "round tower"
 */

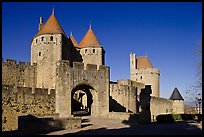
xmin=169 ymin=87 xmax=184 ymax=114
xmin=129 ymin=55 xmax=160 ymax=97
xmin=31 ymin=11 xmax=69 ymax=90
xmin=77 ymin=25 xmax=105 ymax=69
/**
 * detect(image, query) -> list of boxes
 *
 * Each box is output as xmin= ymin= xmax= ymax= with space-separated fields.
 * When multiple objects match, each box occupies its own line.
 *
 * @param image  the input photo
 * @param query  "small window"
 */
xmin=36 ymin=39 xmax=38 ymax=43
xmin=50 ymin=36 xmax=53 ymax=41
xmin=39 ymin=52 xmax=41 ymax=56
xmin=42 ymin=37 xmax=44 ymax=41
xmin=85 ymin=49 xmax=87 ymax=53
xmin=140 ymin=76 xmax=142 ymax=79
xmin=93 ymin=49 xmax=95 ymax=53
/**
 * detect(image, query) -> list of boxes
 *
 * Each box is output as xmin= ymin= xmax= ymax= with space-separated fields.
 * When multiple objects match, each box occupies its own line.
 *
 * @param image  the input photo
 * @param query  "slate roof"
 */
xmin=34 ymin=12 xmax=66 ymax=38
xmin=78 ymin=27 xmax=101 ymax=48
xmin=169 ymin=87 xmax=184 ymax=100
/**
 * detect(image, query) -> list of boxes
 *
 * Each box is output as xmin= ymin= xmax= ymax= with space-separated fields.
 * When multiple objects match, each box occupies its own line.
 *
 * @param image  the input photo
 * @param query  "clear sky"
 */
xmin=2 ymin=2 xmax=202 ymax=100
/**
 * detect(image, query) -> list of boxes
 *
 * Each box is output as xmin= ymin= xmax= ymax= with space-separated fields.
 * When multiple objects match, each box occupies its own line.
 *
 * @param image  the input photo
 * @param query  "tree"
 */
xmin=195 ymin=40 xmax=202 ymax=89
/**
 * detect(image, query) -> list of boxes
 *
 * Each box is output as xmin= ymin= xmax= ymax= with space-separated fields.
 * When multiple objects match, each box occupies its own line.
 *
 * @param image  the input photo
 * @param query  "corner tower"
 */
xmin=130 ymin=53 xmax=160 ymax=97
xmin=31 ymin=10 xmax=71 ymax=91
xmin=169 ymin=87 xmax=184 ymax=114
xmin=78 ymin=25 xmax=105 ymax=69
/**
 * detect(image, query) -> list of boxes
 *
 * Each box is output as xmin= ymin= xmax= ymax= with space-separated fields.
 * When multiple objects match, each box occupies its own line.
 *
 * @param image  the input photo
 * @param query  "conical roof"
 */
xmin=34 ymin=12 xmax=66 ymax=38
xmin=169 ymin=87 xmax=184 ymax=100
xmin=136 ymin=56 xmax=153 ymax=69
xmin=69 ymin=32 xmax=78 ymax=47
xmin=78 ymin=27 xmax=101 ymax=48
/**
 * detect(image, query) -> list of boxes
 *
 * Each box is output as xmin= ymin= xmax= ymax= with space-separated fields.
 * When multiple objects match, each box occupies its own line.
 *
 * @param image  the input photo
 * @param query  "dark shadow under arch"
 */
xmin=71 ymin=84 xmax=94 ymax=116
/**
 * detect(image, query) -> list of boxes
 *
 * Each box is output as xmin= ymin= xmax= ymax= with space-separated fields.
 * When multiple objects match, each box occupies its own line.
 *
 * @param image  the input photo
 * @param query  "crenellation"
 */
xmin=6 ymin=59 xmax=17 ymax=64
xmin=57 ymin=60 xmax=71 ymax=67
xmin=2 ymin=11 xmax=185 ymax=132
xmin=18 ymin=61 xmax=31 ymax=66
xmin=86 ymin=64 xmax=97 ymax=71
xmin=99 ymin=65 xmax=109 ymax=71
xmin=73 ymin=61 xmax=84 ymax=70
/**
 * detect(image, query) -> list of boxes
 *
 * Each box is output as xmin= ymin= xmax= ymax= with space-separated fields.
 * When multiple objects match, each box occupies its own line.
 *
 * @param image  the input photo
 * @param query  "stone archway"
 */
xmin=71 ymin=84 xmax=98 ymax=116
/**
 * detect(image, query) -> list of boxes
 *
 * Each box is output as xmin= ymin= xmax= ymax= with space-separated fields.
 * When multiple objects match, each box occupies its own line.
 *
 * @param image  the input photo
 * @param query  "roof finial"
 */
xmin=52 ymin=8 xmax=54 ymax=15
xmin=89 ymin=20 xmax=92 ymax=29
xmin=70 ymin=32 xmax=72 ymax=36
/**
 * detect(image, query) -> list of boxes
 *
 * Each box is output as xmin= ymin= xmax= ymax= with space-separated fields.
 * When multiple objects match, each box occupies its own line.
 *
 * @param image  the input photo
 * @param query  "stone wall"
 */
xmin=56 ymin=60 xmax=110 ymax=117
xmin=150 ymin=96 xmax=173 ymax=121
xmin=2 ymin=59 xmax=37 ymax=89
xmin=109 ymin=80 xmax=144 ymax=113
xmin=2 ymin=85 xmax=55 ymax=131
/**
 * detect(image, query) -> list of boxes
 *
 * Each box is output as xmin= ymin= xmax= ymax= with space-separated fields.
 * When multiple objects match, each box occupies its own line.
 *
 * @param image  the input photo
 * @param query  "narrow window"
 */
xmin=39 ymin=52 xmax=41 ymax=56
xmin=42 ymin=37 xmax=44 ymax=41
xmin=140 ymin=76 xmax=142 ymax=79
xmin=93 ymin=49 xmax=95 ymax=53
xmin=36 ymin=39 xmax=38 ymax=43
xmin=85 ymin=49 xmax=87 ymax=53
xmin=50 ymin=36 xmax=53 ymax=41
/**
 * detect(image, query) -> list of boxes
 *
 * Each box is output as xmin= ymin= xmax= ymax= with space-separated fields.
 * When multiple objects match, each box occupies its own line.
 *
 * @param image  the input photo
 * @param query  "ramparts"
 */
xmin=2 ymin=85 xmax=56 ymax=131
xmin=2 ymin=58 xmax=37 ymax=88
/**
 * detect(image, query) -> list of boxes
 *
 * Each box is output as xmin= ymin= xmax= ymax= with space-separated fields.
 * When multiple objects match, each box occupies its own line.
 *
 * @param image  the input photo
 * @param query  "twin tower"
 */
xmin=31 ymin=11 xmax=160 ymax=97
xmin=31 ymin=11 xmax=105 ymax=91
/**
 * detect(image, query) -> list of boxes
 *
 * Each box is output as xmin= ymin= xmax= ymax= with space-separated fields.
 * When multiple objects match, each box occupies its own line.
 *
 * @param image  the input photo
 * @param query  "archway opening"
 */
xmin=71 ymin=84 xmax=94 ymax=116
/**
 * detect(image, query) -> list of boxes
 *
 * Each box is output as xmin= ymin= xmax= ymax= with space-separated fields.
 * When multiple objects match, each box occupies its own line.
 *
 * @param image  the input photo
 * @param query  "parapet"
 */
xmin=99 ymin=65 xmax=110 ymax=71
xmin=56 ymin=60 xmax=110 ymax=72
xmin=86 ymin=64 xmax=97 ymax=71
xmin=2 ymin=58 xmax=33 ymax=67
xmin=56 ymin=60 xmax=71 ymax=67
xmin=5 ymin=59 xmax=17 ymax=64
xmin=2 ymin=85 xmax=54 ymax=96
xmin=73 ymin=62 xmax=84 ymax=69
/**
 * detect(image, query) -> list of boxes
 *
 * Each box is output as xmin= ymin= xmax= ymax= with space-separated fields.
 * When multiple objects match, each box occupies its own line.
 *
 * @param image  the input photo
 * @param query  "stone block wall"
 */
xmin=2 ymin=85 xmax=55 ymax=131
xmin=56 ymin=60 xmax=110 ymax=118
xmin=2 ymin=59 xmax=37 ymax=89
xmin=109 ymin=80 xmax=142 ymax=113
xmin=150 ymin=96 xmax=173 ymax=121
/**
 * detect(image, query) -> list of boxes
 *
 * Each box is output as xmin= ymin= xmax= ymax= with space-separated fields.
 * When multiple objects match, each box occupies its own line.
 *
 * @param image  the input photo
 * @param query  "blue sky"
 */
xmin=2 ymin=2 xmax=202 ymax=100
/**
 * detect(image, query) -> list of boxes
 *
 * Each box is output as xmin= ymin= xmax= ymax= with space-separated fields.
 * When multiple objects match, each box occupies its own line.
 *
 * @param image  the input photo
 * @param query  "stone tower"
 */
xmin=130 ymin=53 xmax=160 ymax=97
xmin=31 ymin=10 xmax=71 ymax=91
xmin=77 ymin=25 xmax=105 ymax=69
xmin=169 ymin=87 xmax=184 ymax=114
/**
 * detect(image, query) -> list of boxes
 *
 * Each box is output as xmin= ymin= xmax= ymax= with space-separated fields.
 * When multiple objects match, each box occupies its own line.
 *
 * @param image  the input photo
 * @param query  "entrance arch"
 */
xmin=71 ymin=84 xmax=97 ymax=116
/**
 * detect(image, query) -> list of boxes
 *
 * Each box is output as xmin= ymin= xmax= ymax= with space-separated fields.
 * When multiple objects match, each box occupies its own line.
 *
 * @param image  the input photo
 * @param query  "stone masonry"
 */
xmin=2 ymin=11 xmax=184 ymax=131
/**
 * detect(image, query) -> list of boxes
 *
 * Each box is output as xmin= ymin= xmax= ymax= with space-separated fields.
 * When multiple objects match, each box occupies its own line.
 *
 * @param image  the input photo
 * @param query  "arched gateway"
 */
xmin=55 ymin=60 xmax=110 ymax=118
xmin=71 ymin=83 xmax=98 ymax=116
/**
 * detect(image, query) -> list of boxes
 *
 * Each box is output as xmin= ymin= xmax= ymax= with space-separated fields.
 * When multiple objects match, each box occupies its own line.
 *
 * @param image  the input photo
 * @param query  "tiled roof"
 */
xmin=69 ymin=32 xmax=78 ymax=47
xmin=169 ymin=87 xmax=184 ymax=100
xmin=78 ymin=27 xmax=101 ymax=48
xmin=34 ymin=12 xmax=66 ymax=38
xmin=136 ymin=56 xmax=153 ymax=69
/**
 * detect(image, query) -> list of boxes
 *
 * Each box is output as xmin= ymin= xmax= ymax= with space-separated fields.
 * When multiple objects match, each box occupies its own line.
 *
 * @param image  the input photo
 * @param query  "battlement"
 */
xmin=2 ymin=85 xmax=55 ymax=97
xmin=57 ymin=60 xmax=110 ymax=72
xmin=2 ymin=58 xmax=35 ymax=67
xmin=111 ymin=79 xmax=144 ymax=88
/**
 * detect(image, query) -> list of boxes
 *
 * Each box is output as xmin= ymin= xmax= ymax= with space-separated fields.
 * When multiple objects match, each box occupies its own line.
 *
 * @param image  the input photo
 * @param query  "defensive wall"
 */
xmin=2 ymin=58 xmax=37 ymax=90
xmin=55 ymin=60 xmax=110 ymax=117
xmin=2 ymin=85 xmax=55 ymax=131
